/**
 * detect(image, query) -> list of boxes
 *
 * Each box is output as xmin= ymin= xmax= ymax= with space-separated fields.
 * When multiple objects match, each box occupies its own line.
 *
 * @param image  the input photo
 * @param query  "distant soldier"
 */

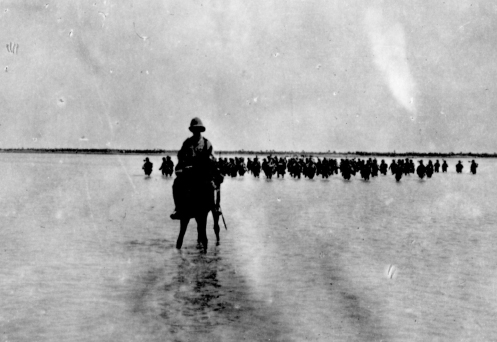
xmin=340 ymin=159 xmax=351 ymax=180
xmin=306 ymin=159 xmax=317 ymax=179
xmin=159 ymin=156 xmax=174 ymax=177
xmin=247 ymin=158 xmax=253 ymax=174
xmin=277 ymin=157 xmax=286 ymax=178
xmin=238 ymin=158 xmax=247 ymax=176
xmin=395 ymin=166 xmax=403 ymax=182
xmin=166 ymin=156 xmax=174 ymax=176
xmin=442 ymin=160 xmax=448 ymax=173
xmin=426 ymin=160 xmax=434 ymax=178
xmin=360 ymin=160 xmax=370 ymax=181
xmin=229 ymin=158 xmax=238 ymax=178
xmin=455 ymin=161 xmax=463 ymax=173
xmin=262 ymin=158 xmax=272 ymax=179
xmin=470 ymin=160 xmax=478 ymax=174
xmin=269 ymin=156 xmax=277 ymax=177
xmin=389 ymin=160 xmax=397 ymax=175
xmin=379 ymin=160 xmax=388 ymax=175
xmin=434 ymin=160 xmax=440 ymax=173
xmin=416 ymin=160 xmax=426 ymax=179
xmin=159 ymin=157 xmax=167 ymax=176
xmin=252 ymin=157 xmax=261 ymax=178
xmin=142 ymin=157 xmax=153 ymax=176
xmin=293 ymin=160 xmax=303 ymax=179
xmin=371 ymin=159 xmax=379 ymax=177
xmin=403 ymin=158 xmax=410 ymax=175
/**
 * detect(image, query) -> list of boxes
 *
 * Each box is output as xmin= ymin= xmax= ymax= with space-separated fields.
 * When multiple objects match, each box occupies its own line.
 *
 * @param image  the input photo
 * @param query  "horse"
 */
xmin=175 ymin=180 xmax=222 ymax=251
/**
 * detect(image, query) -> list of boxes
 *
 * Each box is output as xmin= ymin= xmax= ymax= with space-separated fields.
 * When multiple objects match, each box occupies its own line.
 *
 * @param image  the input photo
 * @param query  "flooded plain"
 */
xmin=1 ymin=153 xmax=496 ymax=341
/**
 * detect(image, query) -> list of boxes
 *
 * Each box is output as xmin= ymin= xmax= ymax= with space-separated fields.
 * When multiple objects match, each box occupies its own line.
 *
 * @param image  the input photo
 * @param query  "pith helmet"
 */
xmin=189 ymin=117 xmax=205 ymax=132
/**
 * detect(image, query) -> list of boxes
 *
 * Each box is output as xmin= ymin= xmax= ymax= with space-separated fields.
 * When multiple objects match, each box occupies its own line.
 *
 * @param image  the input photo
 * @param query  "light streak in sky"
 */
xmin=365 ymin=7 xmax=417 ymax=114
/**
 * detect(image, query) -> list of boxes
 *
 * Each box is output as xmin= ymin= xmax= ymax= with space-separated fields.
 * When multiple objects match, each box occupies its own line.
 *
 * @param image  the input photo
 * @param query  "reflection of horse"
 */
xmin=175 ymin=183 xmax=221 ymax=251
xmin=157 ymin=247 xmax=235 ymax=337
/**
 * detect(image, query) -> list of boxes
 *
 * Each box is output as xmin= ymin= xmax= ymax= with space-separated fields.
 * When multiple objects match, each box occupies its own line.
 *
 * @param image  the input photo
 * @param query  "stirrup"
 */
xmin=170 ymin=211 xmax=182 ymax=220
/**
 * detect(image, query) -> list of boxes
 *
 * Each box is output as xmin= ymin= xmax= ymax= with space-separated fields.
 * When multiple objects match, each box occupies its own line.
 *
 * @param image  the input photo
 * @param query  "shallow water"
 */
xmin=1 ymin=153 xmax=496 ymax=341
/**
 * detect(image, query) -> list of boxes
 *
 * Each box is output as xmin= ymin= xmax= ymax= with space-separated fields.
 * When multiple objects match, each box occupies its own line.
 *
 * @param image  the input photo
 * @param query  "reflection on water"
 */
xmin=123 ymin=238 xmax=283 ymax=342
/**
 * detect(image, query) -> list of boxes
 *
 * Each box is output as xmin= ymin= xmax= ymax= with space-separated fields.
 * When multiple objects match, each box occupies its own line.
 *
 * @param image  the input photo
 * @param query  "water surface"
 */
xmin=1 ymin=153 xmax=496 ymax=341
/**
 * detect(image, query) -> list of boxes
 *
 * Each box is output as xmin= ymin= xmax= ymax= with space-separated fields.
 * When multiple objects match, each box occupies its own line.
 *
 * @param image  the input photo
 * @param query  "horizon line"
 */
xmin=0 ymin=148 xmax=494 ymax=157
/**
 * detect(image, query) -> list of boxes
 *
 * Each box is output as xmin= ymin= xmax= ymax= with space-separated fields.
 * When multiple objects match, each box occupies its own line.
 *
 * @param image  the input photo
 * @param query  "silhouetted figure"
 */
xmin=142 ymin=157 xmax=153 ymax=176
xmin=321 ymin=158 xmax=330 ymax=179
xmin=229 ymin=158 xmax=238 ymax=178
xmin=252 ymin=158 xmax=261 ymax=178
xmin=403 ymin=158 xmax=410 ymax=175
xmin=371 ymin=159 xmax=379 ymax=177
xmin=455 ymin=161 xmax=463 ymax=173
xmin=434 ymin=160 xmax=440 ymax=173
xmin=238 ymin=157 xmax=247 ymax=176
xmin=350 ymin=159 xmax=358 ymax=177
xmin=159 ymin=157 xmax=167 ymax=175
xmin=340 ymin=159 xmax=352 ymax=180
xmin=246 ymin=158 xmax=251 ymax=173
xmin=360 ymin=161 xmax=370 ymax=181
xmin=470 ymin=160 xmax=478 ymax=174
xmin=294 ymin=162 xmax=302 ymax=179
xmin=171 ymin=118 xmax=223 ymax=251
xmin=262 ymin=158 xmax=273 ymax=179
xmin=166 ymin=156 xmax=174 ymax=176
xmin=389 ymin=160 xmax=397 ymax=175
xmin=307 ymin=161 xmax=316 ymax=179
xmin=442 ymin=160 xmax=448 ymax=173
xmin=289 ymin=157 xmax=304 ymax=179
xmin=416 ymin=160 xmax=426 ymax=179
xmin=277 ymin=157 xmax=286 ymax=178
xmin=409 ymin=160 xmax=415 ymax=174
xmin=159 ymin=156 xmax=174 ymax=177
xmin=426 ymin=160 xmax=434 ymax=178
xmin=395 ymin=167 xmax=403 ymax=182
xmin=380 ymin=160 xmax=388 ymax=175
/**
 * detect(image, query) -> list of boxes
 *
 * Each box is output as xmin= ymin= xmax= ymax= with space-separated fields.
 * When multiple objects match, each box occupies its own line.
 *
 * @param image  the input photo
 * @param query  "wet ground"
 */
xmin=1 ymin=153 xmax=496 ymax=341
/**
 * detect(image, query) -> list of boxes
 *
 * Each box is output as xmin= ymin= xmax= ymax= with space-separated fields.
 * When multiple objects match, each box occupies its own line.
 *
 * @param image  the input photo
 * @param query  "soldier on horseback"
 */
xmin=159 ymin=156 xmax=174 ymax=177
xmin=170 ymin=118 xmax=223 ymax=250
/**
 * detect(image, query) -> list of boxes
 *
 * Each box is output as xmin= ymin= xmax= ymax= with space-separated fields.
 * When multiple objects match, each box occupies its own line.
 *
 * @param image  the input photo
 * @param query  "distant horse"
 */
xmin=159 ymin=157 xmax=174 ymax=177
xmin=175 ymin=182 xmax=221 ymax=251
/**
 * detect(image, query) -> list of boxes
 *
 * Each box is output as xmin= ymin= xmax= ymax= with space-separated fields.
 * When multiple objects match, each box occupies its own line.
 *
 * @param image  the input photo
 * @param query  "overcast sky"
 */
xmin=0 ymin=0 xmax=496 ymax=152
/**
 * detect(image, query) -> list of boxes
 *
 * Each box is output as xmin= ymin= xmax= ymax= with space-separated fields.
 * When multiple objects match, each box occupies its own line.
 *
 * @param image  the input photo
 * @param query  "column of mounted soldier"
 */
xmin=144 ymin=155 xmax=478 ymax=181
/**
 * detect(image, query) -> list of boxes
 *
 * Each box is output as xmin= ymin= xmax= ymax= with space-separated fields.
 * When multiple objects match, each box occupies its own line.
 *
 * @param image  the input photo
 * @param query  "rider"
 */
xmin=142 ymin=157 xmax=153 ymax=176
xmin=470 ymin=160 xmax=478 ymax=174
xmin=455 ymin=160 xmax=464 ymax=173
xmin=165 ymin=156 xmax=174 ymax=176
xmin=170 ymin=117 xmax=221 ymax=220
xmin=159 ymin=157 xmax=168 ymax=176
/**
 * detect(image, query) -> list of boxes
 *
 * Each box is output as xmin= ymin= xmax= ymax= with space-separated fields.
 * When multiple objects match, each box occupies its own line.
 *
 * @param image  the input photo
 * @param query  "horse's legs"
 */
xmin=176 ymin=217 xmax=190 ymax=249
xmin=195 ymin=213 xmax=208 ymax=251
